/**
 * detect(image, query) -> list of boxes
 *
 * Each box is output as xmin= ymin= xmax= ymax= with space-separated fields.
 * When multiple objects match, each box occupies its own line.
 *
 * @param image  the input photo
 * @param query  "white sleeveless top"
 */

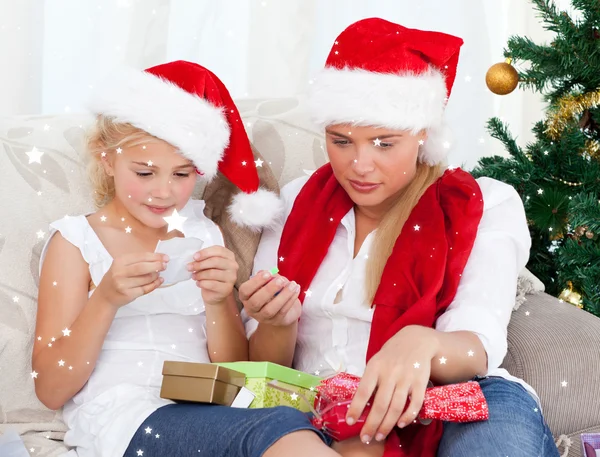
xmin=39 ymin=199 xmax=224 ymax=457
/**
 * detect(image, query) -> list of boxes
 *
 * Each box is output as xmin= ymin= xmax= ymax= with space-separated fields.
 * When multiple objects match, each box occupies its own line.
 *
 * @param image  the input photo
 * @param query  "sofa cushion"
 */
xmin=502 ymin=291 xmax=600 ymax=437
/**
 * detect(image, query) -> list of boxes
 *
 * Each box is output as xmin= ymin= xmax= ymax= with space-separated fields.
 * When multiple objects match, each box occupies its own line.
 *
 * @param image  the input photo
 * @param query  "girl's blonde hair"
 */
xmin=366 ymin=161 xmax=444 ymax=302
xmin=86 ymin=115 xmax=159 ymax=207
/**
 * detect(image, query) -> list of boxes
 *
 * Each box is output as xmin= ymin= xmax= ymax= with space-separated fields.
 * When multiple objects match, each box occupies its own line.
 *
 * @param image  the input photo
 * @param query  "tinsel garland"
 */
xmin=546 ymin=90 xmax=600 ymax=139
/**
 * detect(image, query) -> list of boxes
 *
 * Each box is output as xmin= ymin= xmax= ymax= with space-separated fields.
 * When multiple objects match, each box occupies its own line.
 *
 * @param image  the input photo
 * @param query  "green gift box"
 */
xmin=217 ymin=362 xmax=321 ymax=412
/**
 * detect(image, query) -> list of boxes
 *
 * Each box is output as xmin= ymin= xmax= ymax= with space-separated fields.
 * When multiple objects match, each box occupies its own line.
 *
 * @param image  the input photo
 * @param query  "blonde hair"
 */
xmin=366 ymin=162 xmax=444 ymax=302
xmin=86 ymin=115 xmax=159 ymax=207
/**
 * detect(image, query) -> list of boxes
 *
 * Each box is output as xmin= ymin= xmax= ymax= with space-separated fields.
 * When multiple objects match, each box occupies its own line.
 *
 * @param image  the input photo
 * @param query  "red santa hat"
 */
xmin=308 ymin=18 xmax=464 ymax=166
xmin=87 ymin=60 xmax=281 ymax=230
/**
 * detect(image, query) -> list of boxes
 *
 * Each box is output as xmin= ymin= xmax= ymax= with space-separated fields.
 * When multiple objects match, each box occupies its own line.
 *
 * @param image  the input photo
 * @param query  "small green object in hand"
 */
xmin=269 ymin=267 xmax=279 ymax=275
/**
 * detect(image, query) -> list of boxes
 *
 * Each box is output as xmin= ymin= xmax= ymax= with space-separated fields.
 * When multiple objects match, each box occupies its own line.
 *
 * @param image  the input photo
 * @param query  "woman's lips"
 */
xmin=349 ymin=180 xmax=381 ymax=193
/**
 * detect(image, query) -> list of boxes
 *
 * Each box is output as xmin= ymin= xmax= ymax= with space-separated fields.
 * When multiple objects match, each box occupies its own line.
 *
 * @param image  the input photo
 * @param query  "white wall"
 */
xmin=0 ymin=0 xmax=574 ymax=167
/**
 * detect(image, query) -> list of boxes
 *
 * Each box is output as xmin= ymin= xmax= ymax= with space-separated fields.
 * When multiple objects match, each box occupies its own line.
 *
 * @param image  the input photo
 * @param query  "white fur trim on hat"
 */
xmin=308 ymin=67 xmax=451 ymax=165
xmin=420 ymin=123 xmax=453 ymax=166
xmin=228 ymin=188 xmax=284 ymax=232
xmin=87 ymin=66 xmax=229 ymax=180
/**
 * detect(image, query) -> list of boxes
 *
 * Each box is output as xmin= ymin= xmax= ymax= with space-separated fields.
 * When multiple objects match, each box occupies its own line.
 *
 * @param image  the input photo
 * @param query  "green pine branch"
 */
xmin=571 ymin=0 xmax=600 ymax=24
xmin=530 ymin=0 xmax=567 ymax=34
xmin=569 ymin=193 xmax=600 ymax=232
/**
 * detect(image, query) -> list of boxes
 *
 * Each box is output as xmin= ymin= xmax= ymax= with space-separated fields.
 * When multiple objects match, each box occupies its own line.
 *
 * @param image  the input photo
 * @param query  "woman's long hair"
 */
xmin=366 ymin=161 xmax=444 ymax=302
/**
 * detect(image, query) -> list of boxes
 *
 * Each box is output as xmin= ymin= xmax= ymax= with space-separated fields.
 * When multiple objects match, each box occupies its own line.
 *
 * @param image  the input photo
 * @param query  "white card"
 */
xmin=230 ymin=387 xmax=256 ymax=409
xmin=154 ymin=237 xmax=204 ymax=286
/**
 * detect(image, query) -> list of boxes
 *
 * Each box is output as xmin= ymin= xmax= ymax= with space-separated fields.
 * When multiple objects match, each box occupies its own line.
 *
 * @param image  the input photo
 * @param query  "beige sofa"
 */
xmin=1 ymin=97 xmax=599 ymax=457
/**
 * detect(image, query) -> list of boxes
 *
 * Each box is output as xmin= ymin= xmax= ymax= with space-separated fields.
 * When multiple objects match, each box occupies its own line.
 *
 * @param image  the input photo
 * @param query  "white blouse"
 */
xmin=247 ymin=173 xmax=538 ymax=399
xmin=40 ymin=199 xmax=224 ymax=457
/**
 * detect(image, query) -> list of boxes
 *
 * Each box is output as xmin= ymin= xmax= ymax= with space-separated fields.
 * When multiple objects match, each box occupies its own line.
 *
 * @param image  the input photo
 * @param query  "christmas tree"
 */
xmin=472 ymin=0 xmax=600 ymax=317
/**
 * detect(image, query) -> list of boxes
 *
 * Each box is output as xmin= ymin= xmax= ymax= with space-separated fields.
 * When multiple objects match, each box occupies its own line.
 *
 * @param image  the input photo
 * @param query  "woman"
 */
xmin=240 ymin=18 xmax=559 ymax=457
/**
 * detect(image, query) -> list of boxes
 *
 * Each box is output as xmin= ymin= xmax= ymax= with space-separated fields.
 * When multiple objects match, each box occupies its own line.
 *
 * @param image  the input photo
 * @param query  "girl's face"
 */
xmin=326 ymin=124 xmax=426 ymax=215
xmin=102 ymin=138 xmax=197 ymax=230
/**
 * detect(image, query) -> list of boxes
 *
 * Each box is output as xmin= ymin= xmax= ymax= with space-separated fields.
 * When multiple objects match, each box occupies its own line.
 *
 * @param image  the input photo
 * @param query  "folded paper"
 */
xmin=155 ymin=237 xmax=204 ymax=286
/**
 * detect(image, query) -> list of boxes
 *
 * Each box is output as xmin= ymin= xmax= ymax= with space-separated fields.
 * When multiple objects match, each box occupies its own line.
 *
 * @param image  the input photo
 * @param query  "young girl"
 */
xmin=240 ymin=19 xmax=560 ymax=457
xmin=32 ymin=61 xmax=338 ymax=457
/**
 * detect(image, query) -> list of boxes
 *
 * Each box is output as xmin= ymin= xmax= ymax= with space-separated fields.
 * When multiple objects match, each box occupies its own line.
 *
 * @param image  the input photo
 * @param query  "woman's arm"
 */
xmin=433 ymin=177 xmax=531 ymax=376
xmin=383 ymin=326 xmax=487 ymax=385
xmin=249 ymin=318 xmax=298 ymax=367
xmin=242 ymin=177 xmax=310 ymax=365
xmin=33 ymin=233 xmax=117 ymax=410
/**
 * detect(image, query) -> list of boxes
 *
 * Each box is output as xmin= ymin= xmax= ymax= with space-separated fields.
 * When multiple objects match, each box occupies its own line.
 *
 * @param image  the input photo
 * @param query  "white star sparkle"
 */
xmin=163 ymin=209 xmax=187 ymax=233
xmin=26 ymin=146 xmax=44 ymax=164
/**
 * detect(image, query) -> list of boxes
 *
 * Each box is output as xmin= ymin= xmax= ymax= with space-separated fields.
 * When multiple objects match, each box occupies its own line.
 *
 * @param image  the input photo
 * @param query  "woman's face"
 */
xmin=102 ymin=137 xmax=197 ymax=230
xmin=325 ymin=124 xmax=426 ymax=214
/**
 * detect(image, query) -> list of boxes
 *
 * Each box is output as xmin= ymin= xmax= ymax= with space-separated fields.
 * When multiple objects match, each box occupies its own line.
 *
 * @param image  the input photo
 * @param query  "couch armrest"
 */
xmin=501 ymin=292 xmax=600 ymax=436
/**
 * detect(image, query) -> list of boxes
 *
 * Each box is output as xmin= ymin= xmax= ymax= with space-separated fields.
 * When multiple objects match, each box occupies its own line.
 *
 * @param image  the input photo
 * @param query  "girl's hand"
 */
xmin=96 ymin=252 xmax=168 ymax=308
xmin=346 ymin=325 xmax=440 ymax=443
xmin=188 ymin=246 xmax=239 ymax=306
xmin=239 ymin=270 xmax=302 ymax=326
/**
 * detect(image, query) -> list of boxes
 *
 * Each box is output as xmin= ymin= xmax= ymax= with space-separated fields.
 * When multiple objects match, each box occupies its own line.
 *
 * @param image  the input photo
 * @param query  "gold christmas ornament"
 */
xmin=486 ymin=59 xmax=519 ymax=95
xmin=559 ymin=281 xmax=583 ymax=308
xmin=546 ymin=90 xmax=600 ymax=139
xmin=586 ymin=231 xmax=594 ymax=239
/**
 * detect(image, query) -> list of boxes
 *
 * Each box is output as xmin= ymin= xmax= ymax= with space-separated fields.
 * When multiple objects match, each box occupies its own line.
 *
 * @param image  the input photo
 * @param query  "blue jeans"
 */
xmin=123 ymin=403 xmax=327 ymax=457
xmin=438 ymin=377 xmax=560 ymax=457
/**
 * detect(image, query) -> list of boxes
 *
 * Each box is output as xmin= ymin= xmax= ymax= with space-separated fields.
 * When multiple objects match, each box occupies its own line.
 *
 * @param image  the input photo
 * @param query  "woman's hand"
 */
xmin=346 ymin=325 xmax=440 ymax=443
xmin=239 ymin=270 xmax=302 ymax=326
xmin=188 ymin=246 xmax=239 ymax=306
xmin=95 ymin=252 xmax=168 ymax=308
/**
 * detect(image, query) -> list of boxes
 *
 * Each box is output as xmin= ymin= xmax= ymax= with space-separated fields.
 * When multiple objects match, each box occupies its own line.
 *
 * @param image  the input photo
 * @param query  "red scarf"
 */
xmin=277 ymin=164 xmax=483 ymax=456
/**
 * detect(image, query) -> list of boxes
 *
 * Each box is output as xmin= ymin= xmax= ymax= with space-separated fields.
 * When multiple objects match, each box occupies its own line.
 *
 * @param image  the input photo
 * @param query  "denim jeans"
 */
xmin=123 ymin=403 xmax=327 ymax=457
xmin=438 ymin=376 xmax=560 ymax=457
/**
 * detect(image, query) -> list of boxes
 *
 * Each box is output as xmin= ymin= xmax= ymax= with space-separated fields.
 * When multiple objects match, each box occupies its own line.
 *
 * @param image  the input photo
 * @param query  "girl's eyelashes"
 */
xmin=135 ymin=171 xmax=191 ymax=178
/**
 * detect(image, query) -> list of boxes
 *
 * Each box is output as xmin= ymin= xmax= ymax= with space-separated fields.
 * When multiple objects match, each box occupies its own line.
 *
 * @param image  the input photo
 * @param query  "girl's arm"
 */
xmin=190 ymin=245 xmax=249 ymax=362
xmin=33 ymin=234 xmax=117 ymax=410
xmin=205 ymin=292 xmax=248 ymax=362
